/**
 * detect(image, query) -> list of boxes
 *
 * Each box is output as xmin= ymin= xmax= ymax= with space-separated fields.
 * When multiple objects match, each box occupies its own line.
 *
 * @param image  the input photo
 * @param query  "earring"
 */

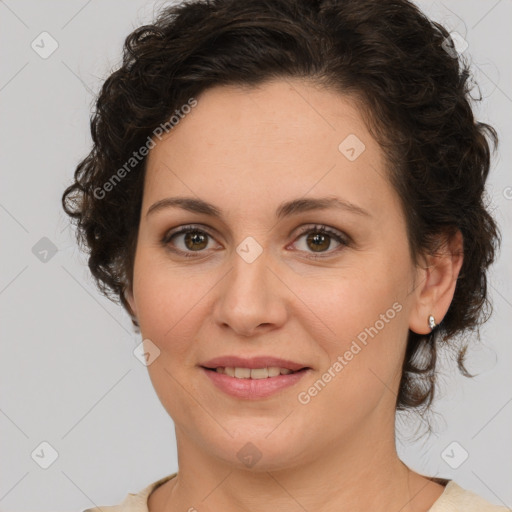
xmin=428 ymin=314 xmax=436 ymax=331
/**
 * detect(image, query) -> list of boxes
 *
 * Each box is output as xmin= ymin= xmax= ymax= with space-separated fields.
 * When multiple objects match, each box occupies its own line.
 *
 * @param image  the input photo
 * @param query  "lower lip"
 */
xmin=201 ymin=367 xmax=310 ymax=399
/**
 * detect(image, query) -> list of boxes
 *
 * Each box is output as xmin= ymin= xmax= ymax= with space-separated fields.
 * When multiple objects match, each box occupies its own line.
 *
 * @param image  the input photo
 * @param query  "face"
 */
xmin=126 ymin=79 xmax=424 ymax=470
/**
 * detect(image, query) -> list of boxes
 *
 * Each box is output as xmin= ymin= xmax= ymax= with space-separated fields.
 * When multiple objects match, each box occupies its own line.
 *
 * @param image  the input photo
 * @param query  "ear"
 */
xmin=408 ymin=229 xmax=464 ymax=335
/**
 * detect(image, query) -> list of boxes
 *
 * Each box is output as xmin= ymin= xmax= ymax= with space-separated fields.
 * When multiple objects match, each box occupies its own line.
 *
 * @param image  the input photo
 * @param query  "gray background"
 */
xmin=0 ymin=1 xmax=511 ymax=510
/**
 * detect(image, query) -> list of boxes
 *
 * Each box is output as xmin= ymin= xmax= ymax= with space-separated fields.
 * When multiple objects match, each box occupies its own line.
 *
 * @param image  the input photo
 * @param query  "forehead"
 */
xmin=152 ymin=79 xmax=373 ymax=155
xmin=142 ymin=79 xmax=396 ymax=222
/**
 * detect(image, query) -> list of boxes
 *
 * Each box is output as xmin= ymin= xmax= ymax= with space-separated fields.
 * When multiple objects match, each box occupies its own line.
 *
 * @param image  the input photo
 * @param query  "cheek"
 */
xmin=131 ymin=256 xmax=210 ymax=411
xmin=300 ymin=260 xmax=406 ymax=331
xmin=296 ymin=264 xmax=409 ymax=382
xmin=132 ymin=253 xmax=214 ymax=356
xmin=296 ymin=282 xmax=407 ymax=426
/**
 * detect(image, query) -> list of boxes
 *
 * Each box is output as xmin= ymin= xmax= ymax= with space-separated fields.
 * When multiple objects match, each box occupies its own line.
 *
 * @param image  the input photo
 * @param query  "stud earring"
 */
xmin=428 ymin=314 xmax=436 ymax=331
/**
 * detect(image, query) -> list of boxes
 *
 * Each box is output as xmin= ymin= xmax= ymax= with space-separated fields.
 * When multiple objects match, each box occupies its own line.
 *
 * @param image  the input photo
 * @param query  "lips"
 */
xmin=199 ymin=356 xmax=312 ymax=399
xmin=200 ymin=355 xmax=309 ymax=372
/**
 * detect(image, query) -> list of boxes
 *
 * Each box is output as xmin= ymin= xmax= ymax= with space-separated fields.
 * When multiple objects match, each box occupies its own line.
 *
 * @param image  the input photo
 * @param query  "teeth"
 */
xmin=234 ymin=367 xmax=251 ymax=379
xmin=249 ymin=368 xmax=268 ymax=379
xmin=224 ymin=366 xmax=235 ymax=377
xmin=214 ymin=366 xmax=297 ymax=378
xmin=268 ymin=367 xmax=281 ymax=377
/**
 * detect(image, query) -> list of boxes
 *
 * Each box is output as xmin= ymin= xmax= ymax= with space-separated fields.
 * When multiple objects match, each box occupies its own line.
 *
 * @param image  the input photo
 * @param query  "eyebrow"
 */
xmin=146 ymin=195 xmax=371 ymax=220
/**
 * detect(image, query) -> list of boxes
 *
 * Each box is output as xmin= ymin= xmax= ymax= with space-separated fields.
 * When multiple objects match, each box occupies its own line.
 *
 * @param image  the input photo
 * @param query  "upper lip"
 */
xmin=200 ymin=356 xmax=309 ymax=372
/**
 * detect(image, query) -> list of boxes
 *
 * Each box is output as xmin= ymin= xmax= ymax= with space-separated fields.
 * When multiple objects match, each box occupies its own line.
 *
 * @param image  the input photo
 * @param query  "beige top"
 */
xmin=83 ymin=473 xmax=509 ymax=512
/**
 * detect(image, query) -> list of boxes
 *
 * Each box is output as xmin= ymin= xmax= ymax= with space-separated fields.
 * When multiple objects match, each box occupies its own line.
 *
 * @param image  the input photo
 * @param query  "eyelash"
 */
xmin=161 ymin=224 xmax=350 ymax=260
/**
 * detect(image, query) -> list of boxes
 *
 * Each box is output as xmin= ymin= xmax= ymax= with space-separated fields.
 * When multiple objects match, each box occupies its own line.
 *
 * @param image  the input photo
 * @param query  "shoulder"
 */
xmin=80 ymin=473 xmax=177 ymax=512
xmin=430 ymin=480 xmax=510 ymax=512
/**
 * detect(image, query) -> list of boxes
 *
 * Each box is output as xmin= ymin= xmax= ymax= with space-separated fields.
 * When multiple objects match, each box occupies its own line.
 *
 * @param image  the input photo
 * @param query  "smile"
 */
xmin=211 ymin=366 xmax=298 ymax=379
xmin=201 ymin=366 xmax=310 ymax=399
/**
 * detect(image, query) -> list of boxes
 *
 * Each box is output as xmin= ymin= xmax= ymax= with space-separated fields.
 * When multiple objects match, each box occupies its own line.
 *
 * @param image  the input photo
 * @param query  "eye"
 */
xmin=161 ymin=223 xmax=350 ymax=259
xmin=291 ymin=224 xmax=349 ymax=258
xmin=161 ymin=225 xmax=219 ymax=258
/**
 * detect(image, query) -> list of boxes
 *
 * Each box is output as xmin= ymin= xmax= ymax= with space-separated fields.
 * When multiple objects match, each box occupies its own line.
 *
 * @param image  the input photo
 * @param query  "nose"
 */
xmin=212 ymin=247 xmax=289 ymax=337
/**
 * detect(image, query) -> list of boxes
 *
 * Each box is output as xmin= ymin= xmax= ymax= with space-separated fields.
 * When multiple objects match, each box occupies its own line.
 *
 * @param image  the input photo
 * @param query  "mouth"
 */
xmin=201 ymin=366 xmax=310 ymax=379
xmin=199 ymin=356 xmax=312 ymax=399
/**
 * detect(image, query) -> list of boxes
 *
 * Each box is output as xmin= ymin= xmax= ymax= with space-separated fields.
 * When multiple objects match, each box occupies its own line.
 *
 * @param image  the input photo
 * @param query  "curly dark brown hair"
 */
xmin=62 ymin=0 xmax=500 ymax=414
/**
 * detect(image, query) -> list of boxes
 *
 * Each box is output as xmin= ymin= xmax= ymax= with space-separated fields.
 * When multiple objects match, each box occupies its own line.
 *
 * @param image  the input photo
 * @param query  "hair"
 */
xmin=62 ymin=0 xmax=500 ymax=416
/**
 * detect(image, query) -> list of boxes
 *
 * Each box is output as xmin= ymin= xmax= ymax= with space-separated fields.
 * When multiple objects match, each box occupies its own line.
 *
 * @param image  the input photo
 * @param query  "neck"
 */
xmin=149 ymin=420 xmax=442 ymax=512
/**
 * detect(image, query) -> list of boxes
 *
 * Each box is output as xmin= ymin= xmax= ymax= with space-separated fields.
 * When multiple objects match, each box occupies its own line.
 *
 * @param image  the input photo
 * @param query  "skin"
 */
xmin=125 ymin=78 xmax=463 ymax=512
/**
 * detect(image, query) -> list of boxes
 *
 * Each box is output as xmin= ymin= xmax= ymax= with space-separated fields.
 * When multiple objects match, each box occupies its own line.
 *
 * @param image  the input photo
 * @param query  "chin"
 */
xmin=201 ymin=426 xmax=311 ymax=472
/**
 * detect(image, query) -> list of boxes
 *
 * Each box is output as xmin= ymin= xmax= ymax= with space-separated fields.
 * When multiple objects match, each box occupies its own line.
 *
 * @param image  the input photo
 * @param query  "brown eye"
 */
xmin=161 ymin=223 xmax=349 ymax=260
xmin=181 ymin=231 xmax=209 ymax=251
xmin=305 ymin=232 xmax=331 ymax=252
xmin=162 ymin=226 xmax=218 ymax=257
xmin=292 ymin=225 xmax=349 ymax=258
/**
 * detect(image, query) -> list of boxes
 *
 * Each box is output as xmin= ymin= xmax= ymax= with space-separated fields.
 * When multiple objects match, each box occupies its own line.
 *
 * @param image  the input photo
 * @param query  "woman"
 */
xmin=62 ymin=0 xmax=506 ymax=510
